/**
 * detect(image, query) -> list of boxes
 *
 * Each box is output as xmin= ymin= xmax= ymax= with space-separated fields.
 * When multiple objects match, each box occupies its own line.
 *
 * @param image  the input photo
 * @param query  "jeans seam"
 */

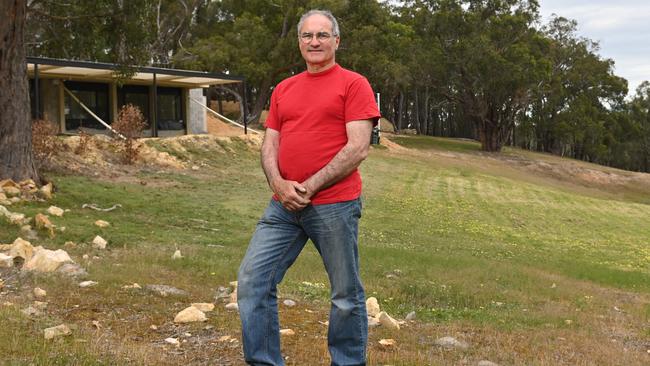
xmin=262 ymin=227 xmax=303 ymax=363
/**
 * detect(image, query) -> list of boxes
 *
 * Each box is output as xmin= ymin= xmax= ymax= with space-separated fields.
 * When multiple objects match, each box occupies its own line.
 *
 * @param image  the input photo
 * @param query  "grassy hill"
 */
xmin=1 ymin=134 xmax=648 ymax=365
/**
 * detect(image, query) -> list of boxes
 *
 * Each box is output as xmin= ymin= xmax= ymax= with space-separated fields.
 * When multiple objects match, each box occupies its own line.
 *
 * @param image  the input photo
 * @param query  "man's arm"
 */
xmin=301 ymin=120 xmax=374 ymax=198
xmin=261 ymin=128 xmax=311 ymax=212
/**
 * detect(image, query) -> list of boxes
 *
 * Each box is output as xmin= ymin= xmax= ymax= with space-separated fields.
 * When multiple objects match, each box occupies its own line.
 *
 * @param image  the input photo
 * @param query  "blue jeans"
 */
xmin=238 ymin=198 xmax=367 ymax=366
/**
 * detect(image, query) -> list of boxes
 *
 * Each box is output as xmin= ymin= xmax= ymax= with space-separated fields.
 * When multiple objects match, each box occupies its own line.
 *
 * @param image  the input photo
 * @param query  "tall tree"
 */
xmin=0 ymin=0 xmax=39 ymax=182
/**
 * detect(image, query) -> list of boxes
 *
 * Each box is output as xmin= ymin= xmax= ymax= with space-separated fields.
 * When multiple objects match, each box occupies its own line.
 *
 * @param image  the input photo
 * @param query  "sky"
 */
xmin=538 ymin=0 xmax=650 ymax=96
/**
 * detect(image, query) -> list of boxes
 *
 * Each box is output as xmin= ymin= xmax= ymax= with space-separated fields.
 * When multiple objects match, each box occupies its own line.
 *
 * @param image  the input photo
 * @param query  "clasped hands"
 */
xmin=272 ymin=178 xmax=314 ymax=212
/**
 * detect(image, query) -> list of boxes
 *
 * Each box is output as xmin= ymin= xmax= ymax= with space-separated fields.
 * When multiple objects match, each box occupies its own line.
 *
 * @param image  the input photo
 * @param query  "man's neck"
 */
xmin=306 ymin=60 xmax=336 ymax=74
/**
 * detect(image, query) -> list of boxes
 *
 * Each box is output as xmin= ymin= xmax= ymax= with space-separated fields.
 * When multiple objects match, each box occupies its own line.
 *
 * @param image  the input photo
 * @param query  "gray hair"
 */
xmin=297 ymin=9 xmax=340 ymax=37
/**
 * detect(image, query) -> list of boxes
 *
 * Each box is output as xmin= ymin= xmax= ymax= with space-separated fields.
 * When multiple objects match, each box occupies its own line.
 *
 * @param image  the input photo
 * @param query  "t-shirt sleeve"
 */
xmin=344 ymin=77 xmax=380 ymax=125
xmin=264 ymin=87 xmax=281 ymax=131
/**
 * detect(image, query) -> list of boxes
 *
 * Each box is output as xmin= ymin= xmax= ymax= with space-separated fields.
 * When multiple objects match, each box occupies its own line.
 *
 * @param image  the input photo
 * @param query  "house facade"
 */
xmin=27 ymin=57 xmax=244 ymax=137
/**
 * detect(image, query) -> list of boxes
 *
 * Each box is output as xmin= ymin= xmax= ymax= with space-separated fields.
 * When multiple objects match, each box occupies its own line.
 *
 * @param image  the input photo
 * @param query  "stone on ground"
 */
xmin=405 ymin=311 xmax=416 ymax=321
xmin=279 ymin=328 xmax=295 ymax=336
xmin=57 ymin=263 xmax=88 ymax=277
xmin=478 ymin=361 xmax=500 ymax=366
xmin=378 ymin=338 xmax=397 ymax=348
xmin=191 ymin=303 xmax=215 ymax=312
xmin=283 ymin=299 xmax=296 ymax=307
xmin=34 ymin=287 xmax=47 ymax=298
xmin=0 ymin=205 xmax=27 ymax=225
xmin=79 ymin=280 xmax=98 ymax=288
xmin=366 ymin=297 xmax=380 ymax=317
xmin=174 ymin=306 xmax=207 ymax=323
xmin=22 ymin=306 xmax=42 ymax=317
xmin=225 ymin=302 xmax=239 ymax=311
xmin=20 ymin=225 xmax=38 ymax=241
xmin=9 ymin=237 xmax=35 ymax=261
xmin=39 ymin=183 xmax=53 ymax=200
xmin=23 ymin=248 xmax=72 ymax=272
xmin=46 ymin=206 xmax=64 ymax=217
xmin=3 ymin=186 xmax=21 ymax=197
xmin=229 ymin=287 xmax=238 ymax=303
xmin=378 ymin=311 xmax=400 ymax=330
xmin=164 ymin=337 xmax=180 ymax=346
xmin=434 ymin=336 xmax=469 ymax=350
xmin=145 ymin=284 xmax=189 ymax=297
xmin=368 ymin=316 xmax=380 ymax=327
xmin=0 ymin=253 xmax=13 ymax=268
xmin=94 ymin=220 xmax=110 ymax=228
xmin=92 ymin=235 xmax=107 ymax=249
xmin=44 ymin=324 xmax=71 ymax=339
xmin=172 ymin=250 xmax=183 ymax=259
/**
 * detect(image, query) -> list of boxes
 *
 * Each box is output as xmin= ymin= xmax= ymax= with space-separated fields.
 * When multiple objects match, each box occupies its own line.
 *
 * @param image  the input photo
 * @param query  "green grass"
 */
xmin=1 ymin=134 xmax=649 ymax=365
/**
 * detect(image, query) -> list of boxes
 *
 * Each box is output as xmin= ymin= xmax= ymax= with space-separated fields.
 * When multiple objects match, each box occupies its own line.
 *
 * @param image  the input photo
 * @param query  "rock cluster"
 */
xmin=0 ymin=237 xmax=80 ymax=273
xmin=0 ymin=179 xmax=52 ymax=207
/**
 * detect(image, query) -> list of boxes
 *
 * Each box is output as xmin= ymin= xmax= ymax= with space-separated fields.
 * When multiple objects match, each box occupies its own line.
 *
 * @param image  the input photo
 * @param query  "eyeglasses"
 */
xmin=300 ymin=32 xmax=337 ymax=43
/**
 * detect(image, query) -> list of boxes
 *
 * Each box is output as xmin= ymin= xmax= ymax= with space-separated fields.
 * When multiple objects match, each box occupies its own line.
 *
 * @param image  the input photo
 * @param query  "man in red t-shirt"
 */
xmin=237 ymin=9 xmax=379 ymax=366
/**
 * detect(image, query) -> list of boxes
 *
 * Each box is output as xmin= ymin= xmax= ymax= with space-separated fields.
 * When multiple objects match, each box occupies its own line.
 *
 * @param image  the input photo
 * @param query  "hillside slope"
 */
xmin=0 ymin=133 xmax=648 ymax=365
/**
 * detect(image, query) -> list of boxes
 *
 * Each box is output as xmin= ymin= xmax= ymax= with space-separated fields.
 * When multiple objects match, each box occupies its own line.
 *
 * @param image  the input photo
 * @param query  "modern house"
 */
xmin=27 ymin=57 xmax=245 ymax=137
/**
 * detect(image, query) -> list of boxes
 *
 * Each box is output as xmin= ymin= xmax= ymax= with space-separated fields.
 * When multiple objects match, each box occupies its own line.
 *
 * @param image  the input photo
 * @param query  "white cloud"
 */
xmin=540 ymin=0 xmax=650 ymax=95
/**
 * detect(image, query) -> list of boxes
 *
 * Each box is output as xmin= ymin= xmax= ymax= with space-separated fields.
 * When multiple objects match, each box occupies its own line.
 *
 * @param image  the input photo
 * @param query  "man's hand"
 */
xmin=272 ymin=178 xmax=310 ymax=212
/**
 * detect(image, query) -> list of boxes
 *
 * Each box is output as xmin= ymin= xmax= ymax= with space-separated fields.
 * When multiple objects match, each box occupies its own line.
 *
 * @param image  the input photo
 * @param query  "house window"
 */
xmin=118 ymin=85 xmax=150 ymax=128
xmin=64 ymin=81 xmax=109 ymax=131
xmin=157 ymin=87 xmax=184 ymax=131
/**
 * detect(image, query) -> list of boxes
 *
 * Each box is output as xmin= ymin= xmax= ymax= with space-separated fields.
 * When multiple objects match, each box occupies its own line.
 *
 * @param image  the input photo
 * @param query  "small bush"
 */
xmin=74 ymin=130 xmax=92 ymax=155
xmin=32 ymin=119 xmax=63 ymax=168
xmin=112 ymin=104 xmax=147 ymax=164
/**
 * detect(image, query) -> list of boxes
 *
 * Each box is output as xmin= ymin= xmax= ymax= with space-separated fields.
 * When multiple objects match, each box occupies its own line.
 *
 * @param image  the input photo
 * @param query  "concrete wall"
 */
xmin=187 ymin=88 xmax=207 ymax=134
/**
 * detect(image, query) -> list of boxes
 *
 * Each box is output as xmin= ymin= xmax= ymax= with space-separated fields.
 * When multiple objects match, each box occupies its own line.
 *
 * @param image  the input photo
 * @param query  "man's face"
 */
xmin=298 ymin=14 xmax=340 ymax=70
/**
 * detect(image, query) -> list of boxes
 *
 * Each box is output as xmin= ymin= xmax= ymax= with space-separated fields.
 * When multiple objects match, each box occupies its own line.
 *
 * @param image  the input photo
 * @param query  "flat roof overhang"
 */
xmin=26 ymin=56 xmax=243 ymax=88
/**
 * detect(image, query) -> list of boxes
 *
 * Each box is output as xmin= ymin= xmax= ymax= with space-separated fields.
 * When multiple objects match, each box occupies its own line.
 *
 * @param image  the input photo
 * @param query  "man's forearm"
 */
xmin=303 ymin=141 xmax=368 ymax=195
xmin=261 ymin=142 xmax=282 ymax=191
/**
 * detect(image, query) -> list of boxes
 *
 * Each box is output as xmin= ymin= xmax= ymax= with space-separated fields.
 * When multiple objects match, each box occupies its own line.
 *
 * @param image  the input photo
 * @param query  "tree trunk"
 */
xmin=0 ymin=0 xmax=39 ymax=182
xmin=397 ymin=91 xmax=404 ymax=132
xmin=413 ymin=87 xmax=420 ymax=134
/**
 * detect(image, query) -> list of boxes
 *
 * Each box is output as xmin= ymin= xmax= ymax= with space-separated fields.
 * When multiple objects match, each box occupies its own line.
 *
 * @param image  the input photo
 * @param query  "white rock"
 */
xmin=23 ymin=249 xmax=72 ymax=272
xmin=34 ymin=287 xmax=47 ymax=298
xmin=82 ymin=254 xmax=89 ymax=260
xmin=9 ymin=237 xmax=34 ymax=261
xmin=79 ymin=281 xmax=98 ymax=288
xmin=377 ymin=311 xmax=400 ymax=330
xmin=56 ymin=263 xmax=88 ymax=277
xmin=174 ymin=306 xmax=207 ymax=323
xmin=191 ymin=303 xmax=215 ymax=312
xmin=92 ymin=235 xmax=107 ymax=250
xmin=46 ymin=206 xmax=64 ymax=217
xmin=44 ymin=324 xmax=71 ymax=339
xmin=0 ymin=253 xmax=13 ymax=268
xmin=405 ymin=311 xmax=416 ymax=321
xmin=172 ymin=250 xmax=183 ymax=259
xmin=280 ymin=328 xmax=295 ymax=336
xmin=229 ymin=288 xmax=238 ymax=303
xmin=122 ymin=283 xmax=142 ymax=290
xmin=368 ymin=316 xmax=380 ymax=327
xmin=225 ymin=302 xmax=239 ymax=311
xmin=283 ymin=299 xmax=296 ymax=307
xmin=164 ymin=337 xmax=180 ymax=346
xmin=478 ymin=361 xmax=500 ymax=366
xmin=22 ymin=306 xmax=42 ymax=317
xmin=435 ymin=336 xmax=468 ymax=349
xmin=33 ymin=301 xmax=48 ymax=310
xmin=366 ymin=297 xmax=381 ymax=317
xmin=378 ymin=338 xmax=397 ymax=348
xmin=39 ymin=183 xmax=53 ymax=200
xmin=3 ymin=186 xmax=21 ymax=197
xmin=0 ymin=205 xmax=26 ymax=225
xmin=94 ymin=220 xmax=110 ymax=228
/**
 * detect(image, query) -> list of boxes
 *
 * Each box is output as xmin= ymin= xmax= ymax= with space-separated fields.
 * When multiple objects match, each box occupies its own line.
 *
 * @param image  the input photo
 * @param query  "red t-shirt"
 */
xmin=265 ymin=64 xmax=380 ymax=205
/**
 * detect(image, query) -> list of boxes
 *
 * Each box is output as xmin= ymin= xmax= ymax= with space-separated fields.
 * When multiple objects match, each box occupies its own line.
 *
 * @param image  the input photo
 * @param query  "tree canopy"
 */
xmin=3 ymin=0 xmax=648 ymax=180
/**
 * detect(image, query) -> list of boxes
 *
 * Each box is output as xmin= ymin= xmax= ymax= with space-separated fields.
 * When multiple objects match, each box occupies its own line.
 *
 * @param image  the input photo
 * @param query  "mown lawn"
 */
xmin=1 ymin=134 xmax=648 ymax=365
